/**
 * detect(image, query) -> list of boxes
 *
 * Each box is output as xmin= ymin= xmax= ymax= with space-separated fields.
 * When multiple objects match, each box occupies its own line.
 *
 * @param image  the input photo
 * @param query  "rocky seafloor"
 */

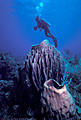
xmin=0 ymin=40 xmax=81 ymax=120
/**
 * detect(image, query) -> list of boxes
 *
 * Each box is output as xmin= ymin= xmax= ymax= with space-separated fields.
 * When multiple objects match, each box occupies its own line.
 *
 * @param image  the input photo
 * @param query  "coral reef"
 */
xmin=63 ymin=50 xmax=81 ymax=119
xmin=0 ymin=41 xmax=81 ymax=120
xmin=0 ymin=80 xmax=14 ymax=119
xmin=0 ymin=52 xmax=18 ymax=80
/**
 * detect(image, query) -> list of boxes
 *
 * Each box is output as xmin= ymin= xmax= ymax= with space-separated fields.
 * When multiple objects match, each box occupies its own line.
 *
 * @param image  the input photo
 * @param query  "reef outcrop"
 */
xmin=0 ymin=40 xmax=80 ymax=119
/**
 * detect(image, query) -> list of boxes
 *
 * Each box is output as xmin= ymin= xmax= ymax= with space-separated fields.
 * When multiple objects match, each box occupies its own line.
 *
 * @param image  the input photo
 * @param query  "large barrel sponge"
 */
xmin=41 ymin=79 xmax=76 ymax=120
xmin=25 ymin=40 xmax=65 ymax=92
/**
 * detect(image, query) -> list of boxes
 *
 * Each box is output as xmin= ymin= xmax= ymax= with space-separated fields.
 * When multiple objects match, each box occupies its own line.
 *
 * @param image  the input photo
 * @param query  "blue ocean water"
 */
xmin=0 ymin=1 xmax=81 ymax=119
xmin=0 ymin=0 xmax=81 ymax=56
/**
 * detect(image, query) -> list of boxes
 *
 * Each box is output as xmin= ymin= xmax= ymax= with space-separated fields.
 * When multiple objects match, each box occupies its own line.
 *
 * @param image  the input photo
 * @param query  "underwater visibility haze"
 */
xmin=0 ymin=0 xmax=81 ymax=56
xmin=0 ymin=0 xmax=81 ymax=120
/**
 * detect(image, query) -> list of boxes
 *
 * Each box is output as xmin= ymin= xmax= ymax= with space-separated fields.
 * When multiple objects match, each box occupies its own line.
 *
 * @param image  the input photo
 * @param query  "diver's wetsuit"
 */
xmin=34 ymin=16 xmax=57 ymax=48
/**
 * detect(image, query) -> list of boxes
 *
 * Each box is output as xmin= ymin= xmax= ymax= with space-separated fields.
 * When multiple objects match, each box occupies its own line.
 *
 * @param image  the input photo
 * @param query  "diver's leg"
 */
xmin=47 ymin=29 xmax=52 ymax=37
xmin=54 ymin=39 xmax=57 ymax=48
xmin=51 ymin=34 xmax=54 ymax=39
xmin=51 ymin=35 xmax=57 ymax=48
xmin=45 ymin=31 xmax=51 ymax=37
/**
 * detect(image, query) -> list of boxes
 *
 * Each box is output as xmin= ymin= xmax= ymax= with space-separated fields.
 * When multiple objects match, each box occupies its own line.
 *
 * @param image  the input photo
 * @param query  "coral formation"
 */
xmin=0 ymin=52 xmax=18 ymax=80
xmin=63 ymin=50 xmax=81 ymax=119
xmin=0 ymin=40 xmax=81 ymax=119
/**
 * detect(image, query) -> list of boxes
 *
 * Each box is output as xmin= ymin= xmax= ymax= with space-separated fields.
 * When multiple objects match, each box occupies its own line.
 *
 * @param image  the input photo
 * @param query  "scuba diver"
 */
xmin=34 ymin=16 xmax=57 ymax=48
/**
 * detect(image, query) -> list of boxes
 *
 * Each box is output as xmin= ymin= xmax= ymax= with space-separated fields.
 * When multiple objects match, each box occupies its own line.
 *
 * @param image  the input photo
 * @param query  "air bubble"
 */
xmin=39 ymin=2 xmax=44 ymax=7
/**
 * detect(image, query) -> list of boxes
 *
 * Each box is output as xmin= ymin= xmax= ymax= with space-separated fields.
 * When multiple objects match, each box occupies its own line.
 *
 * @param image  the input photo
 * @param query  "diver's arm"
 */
xmin=41 ymin=19 xmax=51 ymax=27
